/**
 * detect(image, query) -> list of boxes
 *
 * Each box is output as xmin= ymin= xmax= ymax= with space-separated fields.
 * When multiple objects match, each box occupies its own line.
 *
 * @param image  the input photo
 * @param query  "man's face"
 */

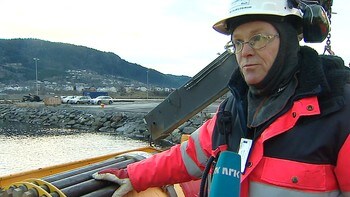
xmin=232 ymin=21 xmax=280 ymax=85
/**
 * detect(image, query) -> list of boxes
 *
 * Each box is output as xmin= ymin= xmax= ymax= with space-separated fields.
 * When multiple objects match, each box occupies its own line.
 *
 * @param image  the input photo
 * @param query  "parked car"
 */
xmin=68 ymin=96 xmax=92 ymax=104
xmin=61 ymin=96 xmax=76 ymax=104
xmin=90 ymin=96 xmax=113 ymax=105
xmin=22 ymin=94 xmax=41 ymax=102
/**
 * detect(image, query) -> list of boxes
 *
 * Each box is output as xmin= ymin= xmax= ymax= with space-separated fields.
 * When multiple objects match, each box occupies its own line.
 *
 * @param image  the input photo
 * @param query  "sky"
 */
xmin=0 ymin=0 xmax=348 ymax=77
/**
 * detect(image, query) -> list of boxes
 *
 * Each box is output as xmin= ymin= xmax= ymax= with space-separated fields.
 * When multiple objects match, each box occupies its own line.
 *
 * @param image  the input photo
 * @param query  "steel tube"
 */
xmin=21 ymin=184 xmax=50 ymax=197
xmin=12 ymin=185 xmax=27 ymax=197
xmin=51 ymin=159 xmax=134 ymax=189
xmin=44 ymin=156 xmax=126 ymax=182
xmin=53 ymin=179 xmax=113 ymax=197
xmin=80 ymin=185 xmax=118 ymax=197
xmin=22 ymin=189 xmax=38 ymax=197
xmin=1 ymin=186 xmax=15 ymax=197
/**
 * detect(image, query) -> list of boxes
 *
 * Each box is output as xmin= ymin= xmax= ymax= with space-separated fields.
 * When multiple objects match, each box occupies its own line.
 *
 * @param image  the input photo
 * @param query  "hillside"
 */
xmin=0 ymin=38 xmax=190 ymax=88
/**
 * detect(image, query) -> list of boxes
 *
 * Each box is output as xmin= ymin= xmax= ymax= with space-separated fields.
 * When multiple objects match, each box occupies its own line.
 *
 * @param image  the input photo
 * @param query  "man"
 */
xmin=93 ymin=0 xmax=350 ymax=196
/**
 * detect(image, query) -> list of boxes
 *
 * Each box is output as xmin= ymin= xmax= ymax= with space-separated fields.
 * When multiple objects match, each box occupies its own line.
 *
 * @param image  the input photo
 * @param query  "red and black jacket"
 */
xmin=207 ymin=47 xmax=350 ymax=196
xmin=126 ymin=47 xmax=350 ymax=196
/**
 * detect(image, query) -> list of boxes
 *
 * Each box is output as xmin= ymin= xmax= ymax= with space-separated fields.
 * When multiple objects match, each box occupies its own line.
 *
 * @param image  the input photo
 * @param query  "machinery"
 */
xmin=144 ymin=51 xmax=237 ymax=140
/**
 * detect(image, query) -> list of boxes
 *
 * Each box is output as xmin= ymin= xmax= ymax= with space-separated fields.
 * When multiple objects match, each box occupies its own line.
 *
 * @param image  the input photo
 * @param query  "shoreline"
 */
xmin=0 ymin=102 xmax=208 ymax=147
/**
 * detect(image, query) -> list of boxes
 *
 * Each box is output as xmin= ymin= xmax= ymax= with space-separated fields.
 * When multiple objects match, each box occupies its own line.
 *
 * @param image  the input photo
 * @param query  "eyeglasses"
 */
xmin=225 ymin=34 xmax=279 ymax=54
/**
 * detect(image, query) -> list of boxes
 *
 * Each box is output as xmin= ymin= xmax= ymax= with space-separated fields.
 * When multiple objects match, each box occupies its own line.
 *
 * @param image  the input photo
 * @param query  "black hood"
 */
xmin=249 ymin=21 xmax=300 ymax=96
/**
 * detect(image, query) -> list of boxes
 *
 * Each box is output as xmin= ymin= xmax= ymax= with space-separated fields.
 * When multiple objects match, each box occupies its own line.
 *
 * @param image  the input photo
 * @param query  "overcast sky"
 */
xmin=0 ymin=0 xmax=348 ymax=77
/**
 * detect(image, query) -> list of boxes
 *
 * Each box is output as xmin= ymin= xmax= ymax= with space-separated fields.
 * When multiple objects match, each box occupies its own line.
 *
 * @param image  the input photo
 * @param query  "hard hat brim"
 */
xmin=213 ymin=14 xmax=302 ymax=35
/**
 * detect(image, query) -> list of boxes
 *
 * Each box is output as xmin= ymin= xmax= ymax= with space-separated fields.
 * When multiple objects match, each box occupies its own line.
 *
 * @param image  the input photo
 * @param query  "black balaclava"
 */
xmin=249 ymin=21 xmax=300 ymax=96
xmin=246 ymin=21 xmax=301 ymax=128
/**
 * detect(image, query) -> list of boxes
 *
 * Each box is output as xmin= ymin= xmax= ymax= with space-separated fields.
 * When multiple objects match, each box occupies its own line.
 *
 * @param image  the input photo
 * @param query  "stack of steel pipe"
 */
xmin=0 ymin=153 xmax=148 ymax=197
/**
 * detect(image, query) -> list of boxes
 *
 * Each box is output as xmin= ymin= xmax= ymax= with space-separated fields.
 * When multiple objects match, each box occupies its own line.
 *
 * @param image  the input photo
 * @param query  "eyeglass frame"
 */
xmin=225 ymin=34 xmax=279 ymax=54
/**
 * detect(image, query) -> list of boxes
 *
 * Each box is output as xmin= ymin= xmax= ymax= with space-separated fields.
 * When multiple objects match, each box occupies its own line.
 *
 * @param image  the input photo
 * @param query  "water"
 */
xmin=0 ymin=120 xmax=148 ymax=176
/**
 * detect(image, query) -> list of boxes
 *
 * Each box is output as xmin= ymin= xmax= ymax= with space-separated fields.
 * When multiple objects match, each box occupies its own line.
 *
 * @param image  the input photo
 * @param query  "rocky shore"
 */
xmin=0 ymin=103 xmax=211 ymax=147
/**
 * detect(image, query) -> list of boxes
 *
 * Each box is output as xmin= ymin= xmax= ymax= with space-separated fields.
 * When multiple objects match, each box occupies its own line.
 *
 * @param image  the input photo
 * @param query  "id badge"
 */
xmin=238 ymin=138 xmax=253 ymax=172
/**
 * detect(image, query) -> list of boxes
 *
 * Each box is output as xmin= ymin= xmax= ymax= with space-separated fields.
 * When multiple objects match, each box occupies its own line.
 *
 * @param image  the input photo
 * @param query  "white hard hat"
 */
xmin=213 ymin=0 xmax=303 ymax=35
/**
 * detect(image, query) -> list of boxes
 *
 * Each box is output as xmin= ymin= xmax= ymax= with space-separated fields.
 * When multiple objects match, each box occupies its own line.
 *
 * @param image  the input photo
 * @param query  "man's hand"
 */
xmin=92 ymin=168 xmax=133 ymax=197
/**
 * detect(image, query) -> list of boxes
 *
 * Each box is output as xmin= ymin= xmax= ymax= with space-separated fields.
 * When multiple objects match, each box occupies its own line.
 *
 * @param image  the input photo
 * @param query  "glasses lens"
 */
xmin=249 ymin=34 xmax=269 ymax=49
xmin=229 ymin=34 xmax=277 ymax=54
xmin=232 ymin=41 xmax=242 ymax=53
